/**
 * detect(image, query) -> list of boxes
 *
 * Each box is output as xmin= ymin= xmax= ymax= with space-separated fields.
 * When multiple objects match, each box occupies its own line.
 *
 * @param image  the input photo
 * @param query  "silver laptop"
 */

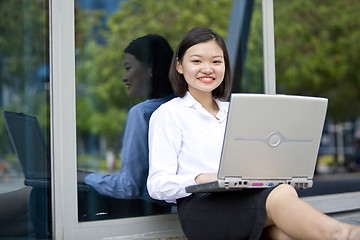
xmin=185 ymin=93 xmax=328 ymax=193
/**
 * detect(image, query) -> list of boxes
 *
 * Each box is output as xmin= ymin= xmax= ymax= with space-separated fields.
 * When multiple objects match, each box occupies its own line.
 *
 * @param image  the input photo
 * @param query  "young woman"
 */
xmin=78 ymin=34 xmax=175 ymax=218
xmin=147 ymin=27 xmax=360 ymax=240
xmin=83 ymin=34 xmax=174 ymax=201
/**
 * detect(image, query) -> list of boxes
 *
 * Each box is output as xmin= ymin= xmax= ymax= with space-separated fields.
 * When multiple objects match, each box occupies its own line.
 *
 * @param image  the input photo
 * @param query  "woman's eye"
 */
xmin=191 ymin=60 xmax=201 ymax=63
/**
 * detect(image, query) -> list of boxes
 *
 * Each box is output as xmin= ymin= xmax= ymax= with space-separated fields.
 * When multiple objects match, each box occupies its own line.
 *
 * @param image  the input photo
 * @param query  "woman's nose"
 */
xmin=201 ymin=64 xmax=213 ymax=74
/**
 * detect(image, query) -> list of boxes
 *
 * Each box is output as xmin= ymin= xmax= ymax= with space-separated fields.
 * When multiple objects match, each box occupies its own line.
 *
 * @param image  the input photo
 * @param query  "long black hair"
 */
xmin=124 ymin=34 xmax=174 ymax=99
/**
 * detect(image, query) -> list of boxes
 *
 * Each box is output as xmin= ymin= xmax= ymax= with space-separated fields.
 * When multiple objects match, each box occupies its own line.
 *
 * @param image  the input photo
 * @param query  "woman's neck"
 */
xmin=188 ymin=90 xmax=219 ymax=118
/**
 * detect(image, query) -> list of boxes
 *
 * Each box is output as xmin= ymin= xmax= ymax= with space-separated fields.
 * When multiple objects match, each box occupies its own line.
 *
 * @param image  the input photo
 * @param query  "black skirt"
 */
xmin=176 ymin=188 xmax=274 ymax=240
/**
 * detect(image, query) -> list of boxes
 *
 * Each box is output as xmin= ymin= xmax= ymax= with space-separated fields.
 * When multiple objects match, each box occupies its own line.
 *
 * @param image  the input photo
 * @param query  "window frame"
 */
xmin=49 ymin=0 xmax=276 ymax=238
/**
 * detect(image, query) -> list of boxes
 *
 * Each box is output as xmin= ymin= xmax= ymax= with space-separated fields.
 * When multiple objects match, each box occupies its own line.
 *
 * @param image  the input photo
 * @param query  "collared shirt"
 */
xmin=147 ymin=92 xmax=229 ymax=203
xmin=85 ymin=95 xmax=173 ymax=200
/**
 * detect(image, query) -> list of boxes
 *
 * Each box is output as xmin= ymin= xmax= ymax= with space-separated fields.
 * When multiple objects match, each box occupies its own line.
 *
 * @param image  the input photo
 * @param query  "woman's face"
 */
xmin=176 ymin=40 xmax=225 ymax=97
xmin=123 ymin=53 xmax=150 ymax=97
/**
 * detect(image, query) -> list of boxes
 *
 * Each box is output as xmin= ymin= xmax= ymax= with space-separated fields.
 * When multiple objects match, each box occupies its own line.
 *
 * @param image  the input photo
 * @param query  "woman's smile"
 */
xmin=198 ymin=76 xmax=215 ymax=83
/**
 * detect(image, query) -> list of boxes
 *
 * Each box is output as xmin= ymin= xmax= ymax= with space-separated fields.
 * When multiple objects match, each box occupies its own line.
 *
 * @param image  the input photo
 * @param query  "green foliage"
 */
xmin=109 ymin=0 xmax=231 ymax=49
xmin=0 ymin=0 xmax=49 ymax=155
xmin=0 ymin=0 xmax=48 ymax=90
xmin=274 ymin=0 xmax=360 ymax=122
xmin=75 ymin=0 xmax=232 ymax=151
xmin=242 ymin=1 xmax=264 ymax=93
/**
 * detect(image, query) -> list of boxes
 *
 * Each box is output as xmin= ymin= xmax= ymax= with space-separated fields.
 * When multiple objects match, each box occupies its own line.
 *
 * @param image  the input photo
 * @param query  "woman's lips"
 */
xmin=198 ymin=77 xmax=215 ymax=83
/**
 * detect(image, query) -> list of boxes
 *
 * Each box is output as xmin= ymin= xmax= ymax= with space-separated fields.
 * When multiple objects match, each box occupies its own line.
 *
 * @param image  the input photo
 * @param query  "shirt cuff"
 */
xmin=84 ymin=172 xmax=105 ymax=186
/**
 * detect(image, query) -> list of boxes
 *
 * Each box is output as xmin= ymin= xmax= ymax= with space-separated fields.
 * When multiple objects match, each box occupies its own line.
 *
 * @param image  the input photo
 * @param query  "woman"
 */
xmin=147 ymin=27 xmax=360 ymax=239
xmin=79 ymin=34 xmax=175 ymax=218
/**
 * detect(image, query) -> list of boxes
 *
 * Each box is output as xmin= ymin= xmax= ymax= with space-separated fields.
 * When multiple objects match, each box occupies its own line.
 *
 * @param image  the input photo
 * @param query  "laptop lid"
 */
xmin=218 ymin=94 xmax=328 ymax=181
xmin=3 ymin=111 xmax=50 ymax=180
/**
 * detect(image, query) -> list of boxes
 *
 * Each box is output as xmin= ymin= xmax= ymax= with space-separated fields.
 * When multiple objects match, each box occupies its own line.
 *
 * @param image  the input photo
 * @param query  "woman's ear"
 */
xmin=176 ymin=60 xmax=183 ymax=75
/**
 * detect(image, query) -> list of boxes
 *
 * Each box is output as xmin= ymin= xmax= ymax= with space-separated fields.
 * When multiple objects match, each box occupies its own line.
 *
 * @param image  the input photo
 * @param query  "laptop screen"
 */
xmin=3 ymin=111 xmax=50 ymax=180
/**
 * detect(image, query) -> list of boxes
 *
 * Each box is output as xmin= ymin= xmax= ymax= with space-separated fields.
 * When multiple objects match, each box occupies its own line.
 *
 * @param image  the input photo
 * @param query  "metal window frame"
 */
xmin=262 ymin=0 xmax=276 ymax=94
xmin=49 ymin=0 xmax=276 ymax=238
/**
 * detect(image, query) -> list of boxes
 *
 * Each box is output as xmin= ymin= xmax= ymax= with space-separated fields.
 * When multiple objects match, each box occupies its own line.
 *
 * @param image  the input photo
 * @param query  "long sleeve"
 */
xmin=84 ymin=98 xmax=172 ymax=200
xmin=147 ymin=93 xmax=228 ymax=203
xmin=85 ymin=106 xmax=148 ymax=199
xmin=147 ymin=106 xmax=197 ymax=203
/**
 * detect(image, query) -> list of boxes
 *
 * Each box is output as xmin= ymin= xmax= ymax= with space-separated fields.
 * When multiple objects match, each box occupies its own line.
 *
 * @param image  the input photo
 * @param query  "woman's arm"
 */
xmin=195 ymin=173 xmax=218 ymax=184
xmin=84 ymin=106 xmax=149 ymax=199
xmin=147 ymin=105 xmax=198 ymax=203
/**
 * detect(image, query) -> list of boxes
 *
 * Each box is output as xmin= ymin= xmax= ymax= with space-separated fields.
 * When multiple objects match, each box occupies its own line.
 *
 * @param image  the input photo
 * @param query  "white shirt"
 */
xmin=147 ymin=92 xmax=229 ymax=203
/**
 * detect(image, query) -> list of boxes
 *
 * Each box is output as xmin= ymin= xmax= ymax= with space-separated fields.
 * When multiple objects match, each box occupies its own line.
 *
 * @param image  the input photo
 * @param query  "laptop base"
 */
xmin=186 ymin=178 xmax=313 ymax=193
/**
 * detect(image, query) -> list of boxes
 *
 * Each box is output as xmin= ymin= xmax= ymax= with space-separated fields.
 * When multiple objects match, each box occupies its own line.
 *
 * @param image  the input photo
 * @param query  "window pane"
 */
xmin=231 ymin=0 xmax=264 ymax=93
xmin=75 ymin=0 xmax=264 ymax=222
xmin=0 ymin=0 xmax=51 ymax=238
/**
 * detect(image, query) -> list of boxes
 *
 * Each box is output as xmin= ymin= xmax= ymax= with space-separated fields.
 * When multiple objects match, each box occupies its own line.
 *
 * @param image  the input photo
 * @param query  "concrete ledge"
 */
xmin=302 ymin=191 xmax=360 ymax=214
xmin=302 ymin=191 xmax=360 ymax=225
xmin=111 ymin=192 xmax=360 ymax=239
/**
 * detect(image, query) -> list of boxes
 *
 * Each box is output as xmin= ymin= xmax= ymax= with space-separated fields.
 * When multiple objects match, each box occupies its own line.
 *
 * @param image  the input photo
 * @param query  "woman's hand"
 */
xmin=195 ymin=173 xmax=218 ymax=184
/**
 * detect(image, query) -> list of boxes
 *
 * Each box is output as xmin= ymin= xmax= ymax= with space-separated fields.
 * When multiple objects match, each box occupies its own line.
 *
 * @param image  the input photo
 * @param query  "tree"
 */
xmin=274 ymin=0 xmax=360 ymax=122
xmin=0 ymin=0 xmax=49 ymax=104
xmin=0 ymin=0 xmax=49 ymax=154
xmin=75 ymin=0 xmax=232 ymax=157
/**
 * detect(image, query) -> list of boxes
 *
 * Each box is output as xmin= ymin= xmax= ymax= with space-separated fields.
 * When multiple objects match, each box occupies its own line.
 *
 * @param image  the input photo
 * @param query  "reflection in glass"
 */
xmin=77 ymin=34 xmax=175 ymax=221
xmin=75 ymin=0 xmax=236 ymax=221
xmin=230 ymin=0 xmax=264 ymax=94
xmin=241 ymin=0 xmax=264 ymax=93
xmin=0 ymin=0 xmax=50 ymax=238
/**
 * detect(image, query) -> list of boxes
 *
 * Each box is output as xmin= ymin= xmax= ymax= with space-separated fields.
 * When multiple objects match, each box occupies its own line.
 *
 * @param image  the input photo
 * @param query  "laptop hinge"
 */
xmin=221 ymin=177 xmax=242 ymax=189
xmin=290 ymin=177 xmax=313 ymax=189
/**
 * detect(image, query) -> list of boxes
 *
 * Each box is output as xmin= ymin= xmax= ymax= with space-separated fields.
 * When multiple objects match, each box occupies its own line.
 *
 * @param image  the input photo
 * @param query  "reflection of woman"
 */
xmin=83 ymin=35 xmax=174 ymax=205
xmin=147 ymin=27 xmax=360 ymax=240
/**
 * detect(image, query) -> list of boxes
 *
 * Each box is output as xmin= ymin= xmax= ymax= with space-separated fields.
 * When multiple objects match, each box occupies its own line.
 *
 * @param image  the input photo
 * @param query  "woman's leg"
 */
xmin=264 ymin=184 xmax=360 ymax=240
xmin=261 ymin=225 xmax=293 ymax=240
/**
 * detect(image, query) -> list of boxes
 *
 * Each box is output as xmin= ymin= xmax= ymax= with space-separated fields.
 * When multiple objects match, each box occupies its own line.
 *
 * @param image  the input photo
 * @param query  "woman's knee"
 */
xmin=265 ymin=184 xmax=298 ymax=219
xmin=264 ymin=185 xmax=299 ymax=227
xmin=270 ymin=184 xmax=298 ymax=200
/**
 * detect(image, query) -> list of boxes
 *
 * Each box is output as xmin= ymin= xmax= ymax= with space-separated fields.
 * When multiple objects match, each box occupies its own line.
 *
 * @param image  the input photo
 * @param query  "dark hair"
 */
xmin=124 ymin=34 xmax=174 ymax=99
xmin=169 ymin=27 xmax=232 ymax=99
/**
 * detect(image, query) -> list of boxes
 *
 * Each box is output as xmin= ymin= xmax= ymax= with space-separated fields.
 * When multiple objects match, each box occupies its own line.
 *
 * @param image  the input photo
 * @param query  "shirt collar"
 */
xmin=179 ymin=91 xmax=200 ymax=108
xmin=180 ymin=91 xmax=228 ymax=122
xmin=216 ymin=101 xmax=227 ymax=122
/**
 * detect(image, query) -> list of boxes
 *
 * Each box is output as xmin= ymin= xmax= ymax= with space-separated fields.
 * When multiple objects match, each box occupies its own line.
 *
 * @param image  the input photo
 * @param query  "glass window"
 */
xmin=0 ymin=0 xmax=51 ymax=238
xmin=274 ymin=1 xmax=360 ymax=193
xmin=230 ymin=0 xmax=264 ymax=93
xmin=48 ymin=0 xmax=272 ymax=238
xmin=74 ymin=0 xmax=266 ymax=222
xmin=74 ymin=0 xmax=248 ymax=222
